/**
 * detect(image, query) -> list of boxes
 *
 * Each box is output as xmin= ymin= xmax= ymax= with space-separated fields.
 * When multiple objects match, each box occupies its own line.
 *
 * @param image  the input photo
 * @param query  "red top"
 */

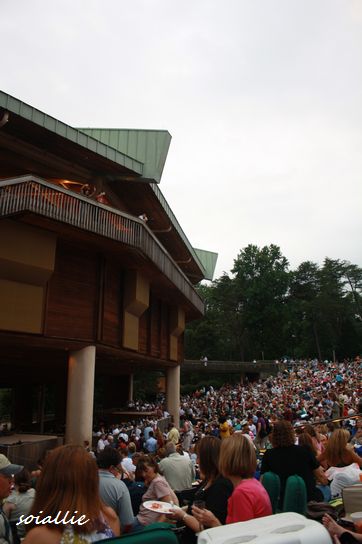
xmin=226 ymin=478 xmax=272 ymax=524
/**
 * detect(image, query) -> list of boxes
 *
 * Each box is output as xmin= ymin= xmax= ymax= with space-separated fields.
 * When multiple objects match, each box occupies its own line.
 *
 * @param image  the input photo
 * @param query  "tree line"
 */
xmin=185 ymin=244 xmax=362 ymax=362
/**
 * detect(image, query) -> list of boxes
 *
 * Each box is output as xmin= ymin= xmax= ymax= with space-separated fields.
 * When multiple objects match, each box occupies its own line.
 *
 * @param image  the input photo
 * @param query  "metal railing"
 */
xmin=0 ymin=175 xmax=204 ymax=314
xmin=182 ymin=360 xmax=279 ymax=373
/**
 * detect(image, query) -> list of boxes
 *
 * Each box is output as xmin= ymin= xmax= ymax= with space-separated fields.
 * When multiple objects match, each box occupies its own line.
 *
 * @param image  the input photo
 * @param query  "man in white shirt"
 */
xmin=97 ymin=433 xmax=108 ymax=453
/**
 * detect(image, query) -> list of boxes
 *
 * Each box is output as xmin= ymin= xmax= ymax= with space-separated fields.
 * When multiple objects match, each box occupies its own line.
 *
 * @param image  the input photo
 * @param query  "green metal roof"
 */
xmin=79 ymin=128 xmax=171 ymax=184
xmin=0 ymin=91 xmax=144 ymax=176
xmin=193 ymin=248 xmax=218 ymax=281
xmin=0 ymin=90 xmax=214 ymax=281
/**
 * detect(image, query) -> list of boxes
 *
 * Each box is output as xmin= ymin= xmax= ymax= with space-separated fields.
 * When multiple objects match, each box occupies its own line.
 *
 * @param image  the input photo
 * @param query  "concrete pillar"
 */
xmin=166 ymin=365 xmax=180 ymax=429
xmin=65 ymin=346 xmax=95 ymax=445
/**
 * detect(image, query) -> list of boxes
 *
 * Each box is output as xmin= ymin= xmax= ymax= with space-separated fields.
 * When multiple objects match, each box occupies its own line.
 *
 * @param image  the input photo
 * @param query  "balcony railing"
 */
xmin=0 ymin=175 xmax=204 ymax=314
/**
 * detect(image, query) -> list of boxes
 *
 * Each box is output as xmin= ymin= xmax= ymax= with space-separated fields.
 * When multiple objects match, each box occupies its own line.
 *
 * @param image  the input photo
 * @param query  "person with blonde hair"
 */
xmin=318 ymin=428 xmax=362 ymax=469
xmin=192 ymin=434 xmax=271 ymax=528
xmin=23 ymin=445 xmax=120 ymax=543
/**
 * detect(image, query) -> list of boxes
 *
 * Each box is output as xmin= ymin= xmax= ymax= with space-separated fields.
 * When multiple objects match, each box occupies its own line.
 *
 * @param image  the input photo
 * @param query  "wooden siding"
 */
xmin=45 ymin=242 xmax=98 ymax=340
xmin=160 ymin=302 xmax=169 ymax=359
xmin=138 ymin=294 xmax=170 ymax=360
xmin=101 ymin=261 xmax=122 ymax=347
xmin=150 ymin=296 xmax=161 ymax=358
xmin=43 ymin=241 xmax=175 ymax=361
xmin=138 ymin=309 xmax=149 ymax=355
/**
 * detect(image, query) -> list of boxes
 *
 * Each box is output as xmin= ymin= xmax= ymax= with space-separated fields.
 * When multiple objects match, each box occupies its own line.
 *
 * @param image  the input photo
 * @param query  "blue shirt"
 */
xmin=145 ymin=436 xmax=157 ymax=453
xmin=98 ymin=470 xmax=134 ymax=529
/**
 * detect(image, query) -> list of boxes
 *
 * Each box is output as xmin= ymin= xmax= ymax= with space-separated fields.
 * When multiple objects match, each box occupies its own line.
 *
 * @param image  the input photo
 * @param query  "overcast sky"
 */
xmin=2 ymin=0 xmax=362 ymax=279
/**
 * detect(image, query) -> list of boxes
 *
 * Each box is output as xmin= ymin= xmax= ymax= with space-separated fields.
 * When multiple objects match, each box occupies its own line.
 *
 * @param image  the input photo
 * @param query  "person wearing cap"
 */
xmin=0 ymin=454 xmax=23 ymax=544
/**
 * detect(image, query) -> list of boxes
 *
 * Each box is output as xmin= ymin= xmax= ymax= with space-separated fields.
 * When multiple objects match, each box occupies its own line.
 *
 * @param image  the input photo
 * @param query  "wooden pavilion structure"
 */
xmin=0 ymin=91 xmax=217 ymax=444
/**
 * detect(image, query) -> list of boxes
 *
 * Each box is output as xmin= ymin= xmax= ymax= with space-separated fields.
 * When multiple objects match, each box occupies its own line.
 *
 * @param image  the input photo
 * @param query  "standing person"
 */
xmin=0 ymin=454 xmax=23 ymax=544
xmin=255 ymin=411 xmax=268 ymax=450
xmin=219 ymin=416 xmax=231 ymax=439
xmin=97 ymin=447 xmax=135 ymax=533
xmin=330 ymin=392 xmax=341 ymax=426
xmin=167 ymin=422 xmax=180 ymax=445
xmin=22 ymin=445 xmax=120 ymax=543
xmin=97 ymin=434 xmax=108 ymax=454
xmin=159 ymin=442 xmax=195 ymax=491
xmin=192 ymin=434 xmax=271 ymax=528
xmin=182 ymin=418 xmax=194 ymax=452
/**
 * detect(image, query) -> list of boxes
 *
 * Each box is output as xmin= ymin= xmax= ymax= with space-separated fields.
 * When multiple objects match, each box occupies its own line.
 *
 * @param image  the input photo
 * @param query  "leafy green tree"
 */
xmin=185 ymin=248 xmax=362 ymax=363
xmin=231 ymin=244 xmax=290 ymax=359
xmin=288 ymin=261 xmax=321 ymax=358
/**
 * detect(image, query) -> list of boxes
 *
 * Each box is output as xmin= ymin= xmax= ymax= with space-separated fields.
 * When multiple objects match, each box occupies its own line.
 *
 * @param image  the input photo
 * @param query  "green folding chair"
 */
xmin=261 ymin=471 xmax=281 ymax=514
xmin=101 ymin=522 xmax=179 ymax=544
xmin=283 ymin=474 xmax=307 ymax=515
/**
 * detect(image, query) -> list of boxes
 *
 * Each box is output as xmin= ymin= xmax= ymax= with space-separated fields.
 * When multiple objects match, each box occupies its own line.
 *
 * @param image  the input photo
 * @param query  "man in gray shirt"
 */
xmin=97 ymin=447 xmax=134 ymax=532
xmin=159 ymin=442 xmax=195 ymax=491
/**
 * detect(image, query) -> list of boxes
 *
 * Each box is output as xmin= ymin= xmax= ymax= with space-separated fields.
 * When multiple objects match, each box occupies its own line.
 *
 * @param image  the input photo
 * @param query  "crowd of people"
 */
xmin=0 ymin=358 xmax=361 ymax=543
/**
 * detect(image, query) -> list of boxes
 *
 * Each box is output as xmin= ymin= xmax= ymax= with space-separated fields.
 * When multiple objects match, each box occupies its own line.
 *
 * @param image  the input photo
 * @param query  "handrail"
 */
xmin=0 ymin=175 xmax=204 ymax=314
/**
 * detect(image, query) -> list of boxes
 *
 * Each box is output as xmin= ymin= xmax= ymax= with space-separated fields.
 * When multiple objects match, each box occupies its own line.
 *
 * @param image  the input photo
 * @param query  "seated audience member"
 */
xmin=170 ymin=436 xmax=233 ymax=543
xmin=159 ymin=442 xmax=195 ymax=491
xmin=261 ymin=420 xmax=327 ymax=504
xmin=323 ymin=513 xmax=362 ymax=544
xmin=298 ymin=433 xmax=331 ymax=501
xmin=97 ymin=446 xmax=135 ymax=533
xmin=0 ymin=454 xmax=23 ymax=543
xmin=119 ymin=449 xmax=136 ymax=480
xmin=23 ymin=445 xmax=120 ymax=543
xmin=193 ymin=434 xmax=272 ymax=528
xmin=318 ymin=428 xmax=362 ymax=469
xmin=3 ymin=468 xmax=35 ymax=540
xmin=303 ymin=424 xmax=325 ymax=455
xmin=133 ymin=455 xmax=178 ymax=531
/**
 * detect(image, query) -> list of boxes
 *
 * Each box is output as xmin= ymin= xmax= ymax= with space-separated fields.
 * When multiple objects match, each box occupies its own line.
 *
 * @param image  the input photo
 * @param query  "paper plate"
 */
xmin=143 ymin=500 xmax=174 ymax=514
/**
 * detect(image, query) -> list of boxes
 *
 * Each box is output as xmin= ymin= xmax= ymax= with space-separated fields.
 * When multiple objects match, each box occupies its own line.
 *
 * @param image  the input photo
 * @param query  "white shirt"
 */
xmin=97 ymin=438 xmax=108 ymax=452
xmin=121 ymin=457 xmax=136 ymax=474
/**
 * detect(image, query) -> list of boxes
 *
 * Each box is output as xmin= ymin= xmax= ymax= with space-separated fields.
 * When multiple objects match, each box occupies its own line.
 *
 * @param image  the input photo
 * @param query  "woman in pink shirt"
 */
xmin=193 ymin=434 xmax=272 ymax=527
